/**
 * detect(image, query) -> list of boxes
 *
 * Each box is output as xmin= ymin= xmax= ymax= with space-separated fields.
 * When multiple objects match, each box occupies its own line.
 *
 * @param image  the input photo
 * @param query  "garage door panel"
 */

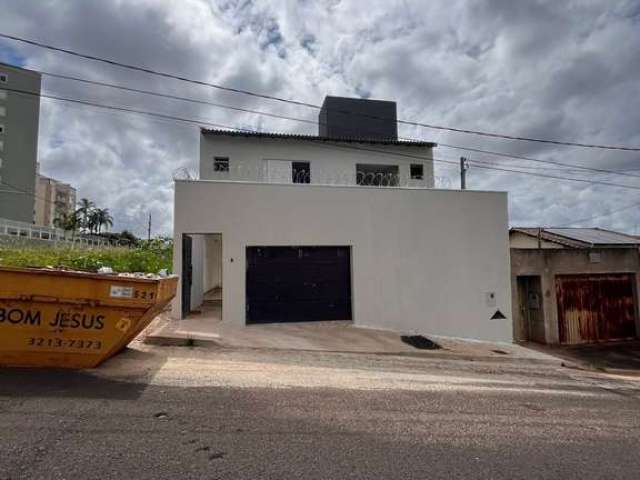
xmin=556 ymin=274 xmax=637 ymax=344
xmin=246 ymin=246 xmax=352 ymax=324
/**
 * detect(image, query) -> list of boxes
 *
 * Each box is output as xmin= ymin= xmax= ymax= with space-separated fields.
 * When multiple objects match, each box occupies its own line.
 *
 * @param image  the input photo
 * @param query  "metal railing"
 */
xmin=178 ymin=163 xmax=455 ymax=189
xmin=0 ymin=217 xmax=109 ymax=246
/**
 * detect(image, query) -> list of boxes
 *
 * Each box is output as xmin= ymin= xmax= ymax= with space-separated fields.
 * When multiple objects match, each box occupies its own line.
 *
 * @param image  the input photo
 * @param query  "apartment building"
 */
xmin=34 ymin=170 xmax=77 ymax=228
xmin=0 ymin=63 xmax=41 ymax=223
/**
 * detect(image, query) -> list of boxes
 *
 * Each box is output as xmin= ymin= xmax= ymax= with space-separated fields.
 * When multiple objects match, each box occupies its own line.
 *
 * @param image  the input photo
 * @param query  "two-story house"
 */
xmin=173 ymin=96 xmax=512 ymax=343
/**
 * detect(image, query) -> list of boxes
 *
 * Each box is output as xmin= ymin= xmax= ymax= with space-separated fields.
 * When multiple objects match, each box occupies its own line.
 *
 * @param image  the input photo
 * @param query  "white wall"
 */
xmin=174 ymin=180 xmax=512 ymax=343
xmin=199 ymin=134 xmax=435 ymax=188
xmin=203 ymin=234 xmax=222 ymax=292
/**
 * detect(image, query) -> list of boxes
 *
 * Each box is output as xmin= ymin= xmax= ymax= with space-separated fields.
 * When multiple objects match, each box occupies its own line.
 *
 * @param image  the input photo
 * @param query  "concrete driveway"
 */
xmin=143 ymin=314 xmax=559 ymax=365
xmin=524 ymin=340 xmax=640 ymax=374
xmin=545 ymin=341 xmax=640 ymax=373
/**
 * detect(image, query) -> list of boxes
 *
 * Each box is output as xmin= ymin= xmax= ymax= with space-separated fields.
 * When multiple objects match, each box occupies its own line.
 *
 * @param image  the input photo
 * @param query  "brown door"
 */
xmin=556 ymin=274 xmax=637 ymax=344
xmin=517 ymin=276 xmax=545 ymax=343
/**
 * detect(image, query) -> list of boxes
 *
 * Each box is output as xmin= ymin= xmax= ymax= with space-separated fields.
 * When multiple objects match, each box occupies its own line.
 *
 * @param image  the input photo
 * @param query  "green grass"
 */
xmin=0 ymin=239 xmax=173 ymax=274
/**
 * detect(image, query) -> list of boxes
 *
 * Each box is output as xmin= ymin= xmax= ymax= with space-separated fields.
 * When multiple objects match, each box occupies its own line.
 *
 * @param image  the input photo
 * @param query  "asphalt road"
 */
xmin=1 ymin=345 xmax=639 ymax=479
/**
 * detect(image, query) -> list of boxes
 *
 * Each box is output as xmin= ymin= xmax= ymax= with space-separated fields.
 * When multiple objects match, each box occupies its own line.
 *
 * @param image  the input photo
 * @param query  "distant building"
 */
xmin=34 ymin=169 xmax=77 ymax=228
xmin=510 ymin=227 xmax=640 ymax=345
xmin=0 ymin=63 xmax=41 ymax=223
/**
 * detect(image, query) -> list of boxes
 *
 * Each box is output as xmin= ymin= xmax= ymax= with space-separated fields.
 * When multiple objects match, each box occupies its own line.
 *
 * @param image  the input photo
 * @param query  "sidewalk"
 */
xmin=143 ymin=314 xmax=564 ymax=365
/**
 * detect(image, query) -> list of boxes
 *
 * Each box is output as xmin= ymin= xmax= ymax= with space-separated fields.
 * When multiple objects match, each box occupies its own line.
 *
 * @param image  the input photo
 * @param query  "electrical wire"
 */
xmin=2 ymin=32 xmax=640 ymax=151
xmin=5 ymin=84 xmax=640 ymax=193
xmin=8 ymin=64 xmax=640 ymax=180
xmin=558 ymin=199 xmax=640 ymax=227
xmin=438 ymin=143 xmax=640 ymax=179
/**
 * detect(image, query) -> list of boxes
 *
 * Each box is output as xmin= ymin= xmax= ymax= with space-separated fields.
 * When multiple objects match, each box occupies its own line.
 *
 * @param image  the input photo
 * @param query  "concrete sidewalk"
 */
xmin=143 ymin=314 xmax=563 ymax=365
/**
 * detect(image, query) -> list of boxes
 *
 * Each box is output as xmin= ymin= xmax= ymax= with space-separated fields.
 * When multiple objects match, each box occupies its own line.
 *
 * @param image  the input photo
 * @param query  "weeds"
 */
xmin=0 ymin=239 xmax=173 ymax=274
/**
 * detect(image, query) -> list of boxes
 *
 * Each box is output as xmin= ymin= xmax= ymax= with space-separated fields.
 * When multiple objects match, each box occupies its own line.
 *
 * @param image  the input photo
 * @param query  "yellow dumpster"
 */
xmin=0 ymin=266 xmax=178 ymax=368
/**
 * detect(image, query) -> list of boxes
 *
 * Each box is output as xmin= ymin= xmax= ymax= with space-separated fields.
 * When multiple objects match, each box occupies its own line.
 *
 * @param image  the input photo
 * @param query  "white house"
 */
xmin=173 ymin=96 xmax=513 ymax=343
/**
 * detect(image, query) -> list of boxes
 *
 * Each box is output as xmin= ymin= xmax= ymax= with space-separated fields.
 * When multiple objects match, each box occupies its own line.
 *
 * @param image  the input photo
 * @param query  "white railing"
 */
xmin=0 ymin=217 xmax=109 ymax=246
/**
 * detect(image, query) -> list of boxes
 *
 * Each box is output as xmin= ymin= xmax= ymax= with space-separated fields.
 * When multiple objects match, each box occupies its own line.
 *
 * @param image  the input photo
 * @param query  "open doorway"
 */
xmin=181 ymin=233 xmax=222 ymax=320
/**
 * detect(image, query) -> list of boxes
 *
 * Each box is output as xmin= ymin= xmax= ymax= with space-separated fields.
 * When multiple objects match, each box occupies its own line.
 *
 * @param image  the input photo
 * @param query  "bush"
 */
xmin=0 ymin=239 xmax=173 ymax=274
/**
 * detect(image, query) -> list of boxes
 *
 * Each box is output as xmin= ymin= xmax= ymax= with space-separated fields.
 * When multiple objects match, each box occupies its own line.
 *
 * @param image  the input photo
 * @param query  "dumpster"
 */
xmin=0 ymin=266 xmax=178 ymax=368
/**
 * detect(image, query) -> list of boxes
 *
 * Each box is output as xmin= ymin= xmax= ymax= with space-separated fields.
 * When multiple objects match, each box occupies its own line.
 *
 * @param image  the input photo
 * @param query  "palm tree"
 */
xmin=94 ymin=208 xmax=114 ymax=234
xmin=76 ymin=198 xmax=95 ymax=232
xmin=88 ymin=209 xmax=100 ymax=234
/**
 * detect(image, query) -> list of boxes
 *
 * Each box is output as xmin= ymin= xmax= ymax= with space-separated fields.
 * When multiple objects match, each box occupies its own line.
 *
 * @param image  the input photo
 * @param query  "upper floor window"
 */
xmin=0 ymin=74 xmax=7 ymax=84
xmin=292 ymin=161 xmax=310 ymax=184
xmin=0 ymin=124 xmax=4 ymax=135
xmin=356 ymin=164 xmax=399 ymax=186
xmin=214 ymin=156 xmax=229 ymax=172
xmin=410 ymin=163 xmax=424 ymax=180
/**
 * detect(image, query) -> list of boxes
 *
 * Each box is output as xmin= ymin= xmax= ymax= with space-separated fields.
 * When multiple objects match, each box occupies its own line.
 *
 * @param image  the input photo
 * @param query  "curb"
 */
xmin=143 ymin=334 xmax=222 ymax=348
xmin=142 ymin=333 xmax=569 ymax=367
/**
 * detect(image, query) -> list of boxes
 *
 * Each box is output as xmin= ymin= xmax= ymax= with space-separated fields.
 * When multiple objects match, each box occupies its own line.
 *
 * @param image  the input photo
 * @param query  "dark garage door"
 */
xmin=246 ymin=246 xmax=352 ymax=324
xmin=556 ymin=274 xmax=638 ymax=344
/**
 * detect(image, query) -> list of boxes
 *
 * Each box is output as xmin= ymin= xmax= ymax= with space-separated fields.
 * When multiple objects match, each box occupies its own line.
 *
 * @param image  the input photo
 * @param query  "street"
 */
xmin=1 ymin=345 xmax=640 ymax=479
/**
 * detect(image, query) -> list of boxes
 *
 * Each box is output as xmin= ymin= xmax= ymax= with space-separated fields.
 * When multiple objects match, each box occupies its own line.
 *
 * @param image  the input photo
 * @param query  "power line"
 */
xmin=12 ymin=64 xmax=640 ymax=180
xmin=40 ymin=70 xmax=320 ymax=127
xmin=558 ymin=199 xmax=640 ymax=227
xmin=0 ymin=178 xmax=55 ymax=206
xmin=2 ymin=32 xmax=640 ymax=151
xmin=438 ymin=143 xmax=640 ymax=179
xmin=5 ymin=84 xmax=640 ymax=193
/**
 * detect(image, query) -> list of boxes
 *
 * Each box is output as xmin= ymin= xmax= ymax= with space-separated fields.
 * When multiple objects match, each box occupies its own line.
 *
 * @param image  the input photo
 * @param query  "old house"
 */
xmin=510 ymin=227 xmax=640 ymax=345
xmin=172 ymin=96 xmax=512 ymax=342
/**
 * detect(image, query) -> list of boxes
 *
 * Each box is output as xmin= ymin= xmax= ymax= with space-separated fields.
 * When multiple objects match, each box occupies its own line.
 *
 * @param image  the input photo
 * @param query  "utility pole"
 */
xmin=460 ymin=157 xmax=469 ymax=190
xmin=147 ymin=213 xmax=152 ymax=241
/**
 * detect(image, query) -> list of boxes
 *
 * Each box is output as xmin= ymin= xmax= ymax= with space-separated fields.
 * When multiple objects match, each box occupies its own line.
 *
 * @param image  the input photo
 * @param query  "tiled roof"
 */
xmin=201 ymin=128 xmax=436 ymax=147
xmin=510 ymin=227 xmax=640 ymax=248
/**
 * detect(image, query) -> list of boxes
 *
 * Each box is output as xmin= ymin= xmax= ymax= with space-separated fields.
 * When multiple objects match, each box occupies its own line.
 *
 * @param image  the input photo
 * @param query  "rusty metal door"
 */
xmin=556 ymin=274 xmax=637 ymax=344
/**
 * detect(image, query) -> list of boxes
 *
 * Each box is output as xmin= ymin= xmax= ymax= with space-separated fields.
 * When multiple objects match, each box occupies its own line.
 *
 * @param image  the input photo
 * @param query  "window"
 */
xmin=0 ymin=124 xmax=4 ymax=135
xmin=0 ymin=74 xmax=7 ymax=83
xmin=292 ymin=161 xmax=310 ymax=184
xmin=0 ymin=106 xmax=5 ymax=117
xmin=0 ymin=90 xmax=6 ymax=100
xmin=410 ymin=163 xmax=424 ymax=180
xmin=213 ymin=156 xmax=229 ymax=172
xmin=356 ymin=164 xmax=399 ymax=186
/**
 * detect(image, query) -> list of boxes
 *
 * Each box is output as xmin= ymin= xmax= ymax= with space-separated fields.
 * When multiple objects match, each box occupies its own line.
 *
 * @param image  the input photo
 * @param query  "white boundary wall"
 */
xmin=173 ymin=180 xmax=512 ymax=343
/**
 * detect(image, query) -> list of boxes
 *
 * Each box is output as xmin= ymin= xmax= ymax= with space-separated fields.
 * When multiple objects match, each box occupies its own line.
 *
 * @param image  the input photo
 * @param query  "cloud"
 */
xmin=1 ymin=0 xmax=640 ymax=236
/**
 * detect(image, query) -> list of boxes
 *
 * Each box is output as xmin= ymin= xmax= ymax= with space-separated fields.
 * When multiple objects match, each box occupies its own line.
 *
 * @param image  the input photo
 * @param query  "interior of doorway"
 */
xmin=182 ymin=233 xmax=222 ymax=320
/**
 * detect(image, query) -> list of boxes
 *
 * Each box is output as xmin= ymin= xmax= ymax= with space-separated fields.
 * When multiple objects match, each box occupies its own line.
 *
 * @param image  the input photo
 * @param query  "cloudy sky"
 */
xmin=1 ymin=0 xmax=640 ymax=236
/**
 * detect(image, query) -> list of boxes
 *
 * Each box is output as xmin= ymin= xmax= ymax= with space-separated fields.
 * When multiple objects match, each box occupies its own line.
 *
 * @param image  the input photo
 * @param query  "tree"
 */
xmin=94 ymin=208 xmax=113 ymax=234
xmin=53 ymin=210 xmax=80 ymax=238
xmin=118 ymin=230 xmax=138 ymax=246
xmin=76 ymin=198 xmax=95 ymax=232
xmin=88 ymin=209 xmax=100 ymax=234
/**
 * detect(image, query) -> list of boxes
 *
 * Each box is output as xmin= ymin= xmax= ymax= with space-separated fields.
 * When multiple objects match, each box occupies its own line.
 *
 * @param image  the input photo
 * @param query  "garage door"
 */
xmin=246 ymin=246 xmax=352 ymax=324
xmin=556 ymin=274 xmax=637 ymax=344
